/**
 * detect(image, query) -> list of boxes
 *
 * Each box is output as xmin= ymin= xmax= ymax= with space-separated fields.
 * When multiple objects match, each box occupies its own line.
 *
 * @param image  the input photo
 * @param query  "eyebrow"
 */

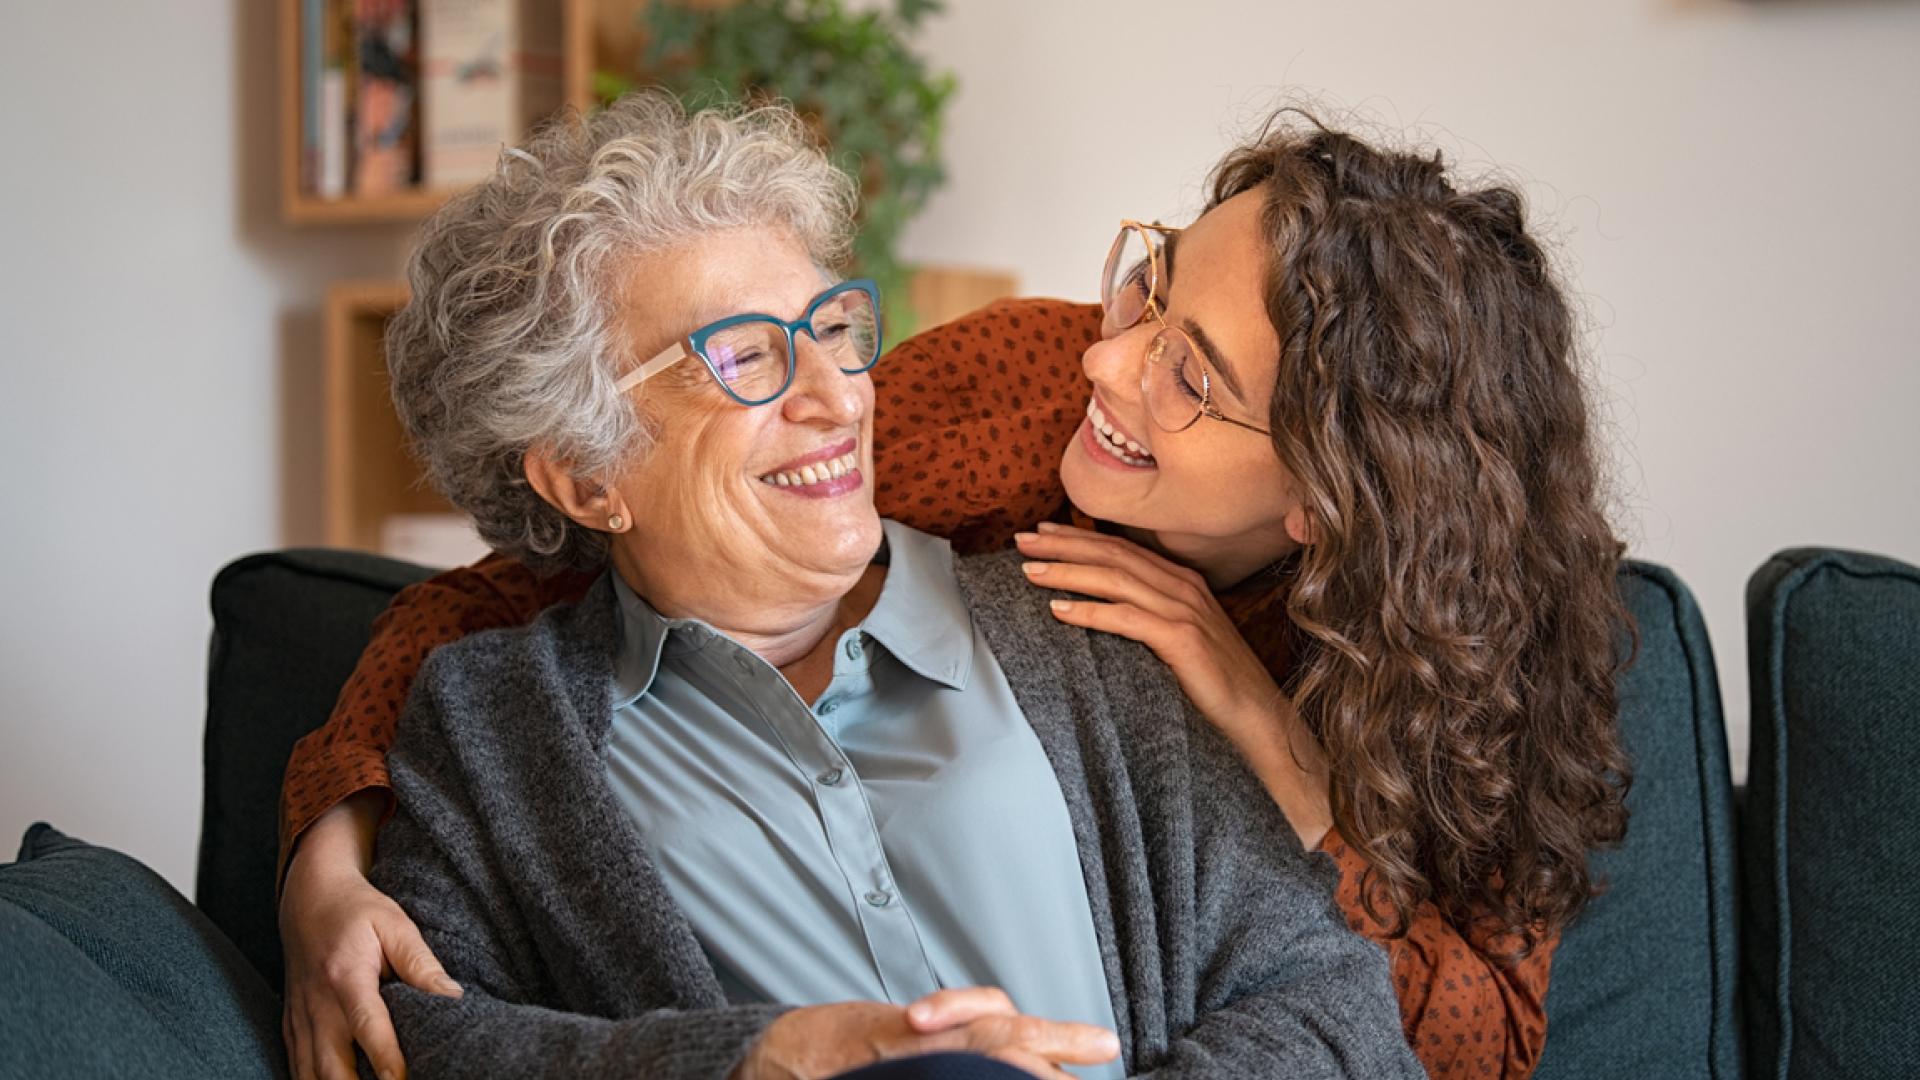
xmin=1157 ymin=233 xmax=1249 ymax=403
xmin=1182 ymin=319 xmax=1248 ymax=401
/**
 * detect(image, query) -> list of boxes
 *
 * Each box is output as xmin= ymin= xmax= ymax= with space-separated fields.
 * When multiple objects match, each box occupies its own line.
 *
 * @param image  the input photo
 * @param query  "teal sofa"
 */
xmin=1738 ymin=549 xmax=1920 ymax=1079
xmin=3 ymin=546 xmax=1915 ymax=1079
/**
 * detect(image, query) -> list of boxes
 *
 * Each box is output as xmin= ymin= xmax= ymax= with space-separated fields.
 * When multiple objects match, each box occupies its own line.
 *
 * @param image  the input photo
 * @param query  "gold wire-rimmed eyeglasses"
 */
xmin=1101 ymin=220 xmax=1272 ymax=437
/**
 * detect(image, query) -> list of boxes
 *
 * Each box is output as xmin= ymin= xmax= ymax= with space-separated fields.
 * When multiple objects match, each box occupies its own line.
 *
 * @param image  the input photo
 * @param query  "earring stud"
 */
xmin=607 ymin=514 xmax=625 ymax=531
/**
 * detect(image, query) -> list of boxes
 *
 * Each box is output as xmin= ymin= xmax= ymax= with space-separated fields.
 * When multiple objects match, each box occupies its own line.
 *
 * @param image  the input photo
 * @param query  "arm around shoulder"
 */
xmin=278 ymin=553 xmax=584 ymax=879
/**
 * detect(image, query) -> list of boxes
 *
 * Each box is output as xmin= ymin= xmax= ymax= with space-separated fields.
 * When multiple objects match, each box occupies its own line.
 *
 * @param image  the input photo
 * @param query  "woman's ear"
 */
xmin=1284 ymin=504 xmax=1317 ymax=548
xmin=524 ymin=445 xmax=632 ymax=533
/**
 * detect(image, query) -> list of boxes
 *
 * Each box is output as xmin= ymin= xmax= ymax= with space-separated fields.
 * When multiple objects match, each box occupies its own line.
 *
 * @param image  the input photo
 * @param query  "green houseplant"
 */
xmin=598 ymin=0 xmax=956 ymax=336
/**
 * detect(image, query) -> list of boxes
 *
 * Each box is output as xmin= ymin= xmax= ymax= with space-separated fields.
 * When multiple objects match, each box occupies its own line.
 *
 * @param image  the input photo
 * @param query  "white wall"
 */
xmin=0 ymin=1 xmax=410 ymax=892
xmin=898 ymin=0 xmax=1920 ymax=779
xmin=1 ymin=0 xmax=1915 ymax=895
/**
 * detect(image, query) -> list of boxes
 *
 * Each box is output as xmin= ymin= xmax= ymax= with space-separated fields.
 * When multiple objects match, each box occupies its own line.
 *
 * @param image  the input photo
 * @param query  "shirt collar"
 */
xmin=859 ymin=519 xmax=974 ymax=691
xmin=609 ymin=518 xmax=973 ymax=707
xmin=609 ymin=575 xmax=678 ymax=708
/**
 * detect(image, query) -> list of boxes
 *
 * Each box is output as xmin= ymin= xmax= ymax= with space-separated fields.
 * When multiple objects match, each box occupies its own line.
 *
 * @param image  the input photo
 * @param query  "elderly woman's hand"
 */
xmin=1015 ymin=522 xmax=1333 ymax=847
xmin=733 ymin=990 xmax=1120 ymax=1080
xmin=279 ymin=792 xmax=461 ymax=1080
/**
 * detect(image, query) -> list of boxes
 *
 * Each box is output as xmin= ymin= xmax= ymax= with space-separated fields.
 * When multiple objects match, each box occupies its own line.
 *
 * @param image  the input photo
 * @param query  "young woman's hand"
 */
xmin=279 ymin=792 xmax=461 ymax=1080
xmin=1015 ymin=522 xmax=1331 ymax=845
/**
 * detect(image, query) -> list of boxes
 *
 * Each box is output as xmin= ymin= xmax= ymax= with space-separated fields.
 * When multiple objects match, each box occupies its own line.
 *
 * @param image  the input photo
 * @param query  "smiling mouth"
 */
xmin=759 ymin=449 xmax=860 ymax=488
xmin=1086 ymin=398 xmax=1157 ymax=468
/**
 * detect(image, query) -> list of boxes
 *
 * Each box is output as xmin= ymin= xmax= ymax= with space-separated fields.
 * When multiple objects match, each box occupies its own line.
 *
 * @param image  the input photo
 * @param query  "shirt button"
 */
xmin=845 ymin=637 xmax=863 ymax=661
xmin=817 ymin=768 xmax=844 ymax=787
xmin=864 ymin=890 xmax=893 ymax=908
xmin=819 ymin=698 xmax=841 ymax=715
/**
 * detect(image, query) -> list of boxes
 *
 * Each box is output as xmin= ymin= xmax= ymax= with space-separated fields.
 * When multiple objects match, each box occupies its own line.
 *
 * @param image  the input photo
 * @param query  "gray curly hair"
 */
xmin=386 ymin=90 xmax=859 ymax=574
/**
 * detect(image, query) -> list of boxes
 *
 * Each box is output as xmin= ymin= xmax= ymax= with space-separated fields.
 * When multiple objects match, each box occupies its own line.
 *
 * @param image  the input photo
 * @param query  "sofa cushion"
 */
xmin=1743 ymin=547 xmax=1920 ymax=1080
xmin=0 ymin=823 xmax=285 ymax=1079
xmin=1535 ymin=562 xmax=1742 ymax=1080
xmin=200 ymin=549 xmax=436 ymax=988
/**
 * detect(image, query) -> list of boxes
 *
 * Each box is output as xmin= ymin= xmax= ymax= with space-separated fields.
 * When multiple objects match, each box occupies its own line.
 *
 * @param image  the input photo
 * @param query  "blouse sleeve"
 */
xmin=274 ymin=554 xmax=591 ymax=882
xmin=1320 ymin=828 xmax=1556 ymax=1079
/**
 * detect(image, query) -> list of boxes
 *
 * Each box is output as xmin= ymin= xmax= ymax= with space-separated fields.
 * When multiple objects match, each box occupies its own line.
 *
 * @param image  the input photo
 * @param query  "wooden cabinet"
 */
xmin=322 ymin=282 xmax=447 ymax=550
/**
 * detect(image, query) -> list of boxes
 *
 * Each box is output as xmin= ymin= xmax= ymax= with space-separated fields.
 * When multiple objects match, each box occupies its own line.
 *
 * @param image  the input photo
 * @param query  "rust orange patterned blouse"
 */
xmin=280 ymin=298 xmax=1552 ymax=1079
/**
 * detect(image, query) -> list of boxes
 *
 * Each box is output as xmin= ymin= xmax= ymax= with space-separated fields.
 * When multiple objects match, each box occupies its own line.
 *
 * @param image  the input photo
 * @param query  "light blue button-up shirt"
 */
xmin=605 ymin=520 xmax=1121 ymax=1078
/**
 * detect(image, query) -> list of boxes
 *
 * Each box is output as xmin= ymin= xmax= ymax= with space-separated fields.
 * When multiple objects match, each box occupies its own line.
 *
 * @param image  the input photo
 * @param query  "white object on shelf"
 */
xmin=379 ymin=513 xmax=493 ymax=569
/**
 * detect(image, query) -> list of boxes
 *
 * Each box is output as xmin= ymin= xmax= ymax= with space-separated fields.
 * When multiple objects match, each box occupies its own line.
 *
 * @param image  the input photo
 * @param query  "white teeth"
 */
xmin=1084 ymin=399 xmax=1155 ymax=466
xmin=760 ymin=450 xmax=861 ymax=487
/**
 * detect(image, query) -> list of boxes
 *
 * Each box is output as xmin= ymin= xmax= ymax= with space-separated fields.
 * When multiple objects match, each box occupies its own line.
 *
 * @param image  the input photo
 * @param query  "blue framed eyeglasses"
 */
xmin=614 ymin=279 xmax=884 ymax=407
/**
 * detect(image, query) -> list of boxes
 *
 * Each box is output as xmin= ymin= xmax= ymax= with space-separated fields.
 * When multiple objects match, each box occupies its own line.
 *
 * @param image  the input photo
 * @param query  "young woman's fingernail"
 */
xmin=1036 ymin=521 xmax=1061 ymax=533
xmin=1050 ymin=599 xmax=1074 ymax=613
xmin=1022 ymin=562 xmax=1048 ymax=576
xmin=908 ymin=1003 xmax=932 ymax=1024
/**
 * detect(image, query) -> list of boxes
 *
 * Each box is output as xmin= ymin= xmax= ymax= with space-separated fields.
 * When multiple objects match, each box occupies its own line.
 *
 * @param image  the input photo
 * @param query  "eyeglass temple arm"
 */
xmin=614 ymin=339 xmax=693 ymax=393
xmin=1194 ymin=370 xmax=1273 ymax=437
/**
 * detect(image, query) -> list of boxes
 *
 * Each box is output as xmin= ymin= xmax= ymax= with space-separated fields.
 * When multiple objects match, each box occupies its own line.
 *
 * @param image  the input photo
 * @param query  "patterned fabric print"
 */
xmin=868 ymin=299 xmax=1100 ymax=551
xmin=1324 ymin=831 xmax=1554 ymax=1079
xmin=277 ymin=296 xmax=1552 ymax=1078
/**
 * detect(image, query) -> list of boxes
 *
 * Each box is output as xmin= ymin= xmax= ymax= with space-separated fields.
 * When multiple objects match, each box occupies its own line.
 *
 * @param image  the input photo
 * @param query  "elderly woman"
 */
xmin=338 ymin=92 xmax=1416 ymax=1080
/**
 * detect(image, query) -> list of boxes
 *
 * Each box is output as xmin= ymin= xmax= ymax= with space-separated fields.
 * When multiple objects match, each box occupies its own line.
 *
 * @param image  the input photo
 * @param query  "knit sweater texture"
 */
xmin=369 ymin=550 xmax=1422 ymax=1079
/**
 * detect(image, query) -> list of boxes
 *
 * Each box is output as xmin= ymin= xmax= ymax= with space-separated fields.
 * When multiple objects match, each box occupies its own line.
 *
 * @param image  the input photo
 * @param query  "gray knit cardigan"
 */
xmin=370 ymin=550 xmax=1422 ymax=1080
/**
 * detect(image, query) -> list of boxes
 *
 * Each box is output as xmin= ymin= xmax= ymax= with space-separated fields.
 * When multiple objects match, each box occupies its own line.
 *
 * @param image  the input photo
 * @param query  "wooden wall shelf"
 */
xmin=279 ymin=0 xmax=628 ymax=226
xmin=286 ymin=188 xmax=466 ymax=227
xmin=324 ymin=282 xmax=451 ymax=551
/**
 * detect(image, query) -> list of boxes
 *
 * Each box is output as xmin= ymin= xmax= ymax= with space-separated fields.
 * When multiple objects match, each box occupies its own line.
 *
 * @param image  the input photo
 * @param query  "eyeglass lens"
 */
xmin=1102 ymin=227 xmax=1161 ymax=336
xmin=701 ymin=288 xmax=881 ymax=403
xmin=1142 ymin=328 xmax=1214 ymax=432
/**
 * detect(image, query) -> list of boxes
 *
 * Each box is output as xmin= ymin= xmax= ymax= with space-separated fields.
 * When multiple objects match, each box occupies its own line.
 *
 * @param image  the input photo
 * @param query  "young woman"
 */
xmin=277 ymin=110 xmax=1629 ymax=1080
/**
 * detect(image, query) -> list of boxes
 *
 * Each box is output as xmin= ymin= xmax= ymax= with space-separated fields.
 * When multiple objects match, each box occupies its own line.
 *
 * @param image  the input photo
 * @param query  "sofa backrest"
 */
xmin=199 ymin=549 xmax=433 ymax=991
xmin=1742 ymin=547 xmax=1920 ymax=1080
xmin=1534 ymin=562 xmax=1743 ymax=1080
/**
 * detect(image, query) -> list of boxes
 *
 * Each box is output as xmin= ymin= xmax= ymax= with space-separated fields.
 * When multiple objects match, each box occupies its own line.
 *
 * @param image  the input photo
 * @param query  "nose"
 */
xmin=1080 ymin=320 xmax=1151 ymax=407
xmin=781 ymin=333 xmax=867 ymax=426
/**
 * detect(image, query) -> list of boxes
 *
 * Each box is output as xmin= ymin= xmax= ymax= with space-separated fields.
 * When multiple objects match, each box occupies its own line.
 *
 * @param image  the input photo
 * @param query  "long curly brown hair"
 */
xmin=1211 ymin=113 xmax=1633 ymax=958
